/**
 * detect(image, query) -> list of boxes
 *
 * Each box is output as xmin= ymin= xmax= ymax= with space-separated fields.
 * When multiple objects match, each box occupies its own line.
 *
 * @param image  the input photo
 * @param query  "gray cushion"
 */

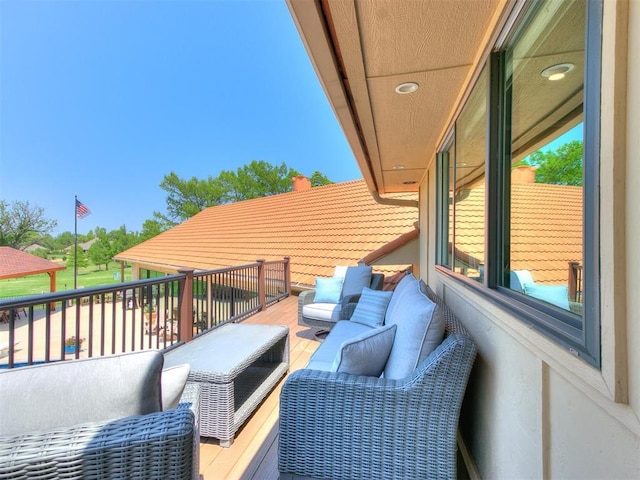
xmin=332 ymin=324 xmax=397 ymax=377
xmin=161 ymin=363 xmax=190 ymax=410
xmin=384 ymin=273 xmax=417 ymax=324
xmin=349 ymin=287 xmax=393 ymax=327
xmin=383 ymin=277 xmax=445 ymax=380
xmin=0 ymin=350 xmax=164 ymax=437
xmin=341 ymin=265 xmax=372 ymax=299
xmin=307 ymin=320 xmax=373 ymax=367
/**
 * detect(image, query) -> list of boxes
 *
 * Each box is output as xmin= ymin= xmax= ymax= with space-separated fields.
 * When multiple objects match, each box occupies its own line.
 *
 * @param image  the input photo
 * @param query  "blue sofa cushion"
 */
xmin=306 ymin=320 xmax=372 ymax=371
xmin=349 ymin=287 xmax=393 ymax=327
xmin=341 ymin=265 xmax=372 ymax=299
xmin=332 ymin=324 xmax=397 ymax=377
xmin=314 ymin=276 xmax=344 ymax=303
xmin=383 ymin=276 xmax=445 ymax=380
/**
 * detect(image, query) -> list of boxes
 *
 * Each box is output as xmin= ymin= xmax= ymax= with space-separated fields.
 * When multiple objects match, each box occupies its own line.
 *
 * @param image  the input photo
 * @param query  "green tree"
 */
xmin=66 ymin=246 xmax=88 ymax=269
xmin=309 ymin=171 xmax=333 ymax=187
xmin=87 ymin=235 xmax=113 ymax=270
xmin=139 ymin=219 xmax=166 ymax=242
xmin=153 ymin=172 xmax=227 ymax=226
xmin=155 ymin=160 xmax=333 ymax=226
xmin=515 ymin=140 xmax=583 ymax=186
xmin=0 ymin=200 xmax=57 ymax=249
xmin=219 ymin=161 xmax=301 ymax=202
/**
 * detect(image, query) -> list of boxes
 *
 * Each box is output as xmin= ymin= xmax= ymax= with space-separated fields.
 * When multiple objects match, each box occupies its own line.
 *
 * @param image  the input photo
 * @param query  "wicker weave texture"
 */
xmin=174 ymin=324 xmax=289 ymax=444
xmin=279 ymin=288 xmax=477 ymax=480
xmin=0 ymin=408 xmax=198 ymax=480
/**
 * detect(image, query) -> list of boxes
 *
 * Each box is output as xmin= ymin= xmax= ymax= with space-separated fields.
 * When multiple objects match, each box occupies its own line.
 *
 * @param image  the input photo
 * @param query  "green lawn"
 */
xmin=0 ymin=261 xmax=132 ymax=299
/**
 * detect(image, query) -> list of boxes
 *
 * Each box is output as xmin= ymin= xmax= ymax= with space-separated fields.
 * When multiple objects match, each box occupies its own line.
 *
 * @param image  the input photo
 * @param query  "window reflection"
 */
xmin=505 ymin=0 xmax=585 ymax=314
xmin=452 ymin=67 xmax=487 ymax=282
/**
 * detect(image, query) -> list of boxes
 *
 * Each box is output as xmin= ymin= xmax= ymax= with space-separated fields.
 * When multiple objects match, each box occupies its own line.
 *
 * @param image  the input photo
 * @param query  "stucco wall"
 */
xmin=419 ymin=1 xmax=640 ymax=477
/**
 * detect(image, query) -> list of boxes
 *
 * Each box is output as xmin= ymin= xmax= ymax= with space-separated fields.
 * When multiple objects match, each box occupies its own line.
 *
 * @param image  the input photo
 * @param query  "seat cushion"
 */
xmin=303 ymin=302 xmax=343 ymax=322
xmin=349 ymin=287 xmax=393 ymax=327
xmin=383 ymin=277 xmax=445 ymax=380
xmin=307 ymin=320 xmax=373 ymax=370
xmin=341 ymin=265 xmax=373 ymax=299
xmin=161 ymin=363 xmax=190 ymax=410
xmin=0 ymin=350 xmax=164 ymax=437
xmin=332 ymin=324 xmax=397 ymax=377
xmin=314 ymin=276 xmax=344 ymax=303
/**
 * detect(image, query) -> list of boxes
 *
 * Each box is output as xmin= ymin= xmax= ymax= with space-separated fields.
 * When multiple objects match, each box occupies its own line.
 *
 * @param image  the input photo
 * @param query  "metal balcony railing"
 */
xmin=0 ymin=258 xmax=290 ymax=369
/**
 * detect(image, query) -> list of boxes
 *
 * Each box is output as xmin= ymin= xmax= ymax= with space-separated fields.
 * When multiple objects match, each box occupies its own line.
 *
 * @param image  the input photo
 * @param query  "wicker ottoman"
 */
xmin=164 ymin=323 xmax=289 ymax=447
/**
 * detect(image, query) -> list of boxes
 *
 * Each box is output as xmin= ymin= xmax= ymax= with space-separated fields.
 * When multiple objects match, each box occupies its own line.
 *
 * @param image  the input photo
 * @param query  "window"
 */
xmin=436 ymin=0 xmax=601 ymax=366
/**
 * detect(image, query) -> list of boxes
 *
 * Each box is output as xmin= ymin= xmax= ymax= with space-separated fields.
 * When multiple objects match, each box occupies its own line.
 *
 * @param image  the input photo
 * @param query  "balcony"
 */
xmin=0 ymin=260 xmax=320 ymax=479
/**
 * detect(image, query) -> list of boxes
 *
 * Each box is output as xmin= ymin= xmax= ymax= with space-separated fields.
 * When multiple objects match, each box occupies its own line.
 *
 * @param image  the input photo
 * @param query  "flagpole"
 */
xmin=74 ymin=194 xmax=78 ymax=290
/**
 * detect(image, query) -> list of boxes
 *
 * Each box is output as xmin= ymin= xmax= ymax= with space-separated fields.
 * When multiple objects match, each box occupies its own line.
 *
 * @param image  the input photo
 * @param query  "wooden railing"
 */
xmin=568 ymin=261 xmax=583 ymax=302
xmin=0 ymin=258 xmax=290 ymax=369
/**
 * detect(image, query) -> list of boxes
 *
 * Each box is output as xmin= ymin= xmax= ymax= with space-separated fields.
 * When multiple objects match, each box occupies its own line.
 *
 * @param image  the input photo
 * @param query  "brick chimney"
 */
xmin=512 ymin=165 xmax=537 ymax=184
xmin=292 ymin=175 xmax=312 ymax=192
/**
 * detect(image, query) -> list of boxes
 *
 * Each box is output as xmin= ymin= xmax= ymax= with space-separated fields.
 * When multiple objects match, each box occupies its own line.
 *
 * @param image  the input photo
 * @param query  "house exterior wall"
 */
xmin=420 ymin=1 xmax=640 ymax=477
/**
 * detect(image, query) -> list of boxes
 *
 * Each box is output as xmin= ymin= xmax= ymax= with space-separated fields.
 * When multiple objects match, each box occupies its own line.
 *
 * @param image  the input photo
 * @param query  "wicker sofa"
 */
xmin=298 ymin=265 xmax=385 ymax=331
xmin=0 ymin=351 xmax=200 ymax=480
xmin=279 ymin=277 xmax=477 ymax=480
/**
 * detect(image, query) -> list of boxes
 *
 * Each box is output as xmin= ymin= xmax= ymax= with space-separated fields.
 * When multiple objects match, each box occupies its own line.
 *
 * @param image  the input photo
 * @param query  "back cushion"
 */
xmin=383 ymin=277 xmax=445 ymax=380
xmin=0 ymin=350 xmax=163 ymax=437
xmin=384 ymin=273 xmax=417 ymax=324
xmin=341 ymin=265 xmax=373 ymax=298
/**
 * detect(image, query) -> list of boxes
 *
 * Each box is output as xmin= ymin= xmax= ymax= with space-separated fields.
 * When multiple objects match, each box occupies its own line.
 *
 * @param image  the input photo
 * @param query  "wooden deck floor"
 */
xmin=197 ymin=294 xmax=320 ymax=480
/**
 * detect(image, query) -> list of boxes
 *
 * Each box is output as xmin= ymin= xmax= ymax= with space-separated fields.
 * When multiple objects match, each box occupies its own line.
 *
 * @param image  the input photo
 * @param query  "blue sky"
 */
xmin=0 ymin=0 xmax=360 ymax=235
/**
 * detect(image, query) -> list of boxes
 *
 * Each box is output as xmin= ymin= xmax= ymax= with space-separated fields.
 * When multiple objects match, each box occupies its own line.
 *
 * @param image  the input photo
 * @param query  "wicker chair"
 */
xmin=279 ymin=284 xmax=477 ymax=480
xmin=0 ymin=353 xmax=200 ymax=480
xmin=298 ymin=271 xmax=385 ymax=330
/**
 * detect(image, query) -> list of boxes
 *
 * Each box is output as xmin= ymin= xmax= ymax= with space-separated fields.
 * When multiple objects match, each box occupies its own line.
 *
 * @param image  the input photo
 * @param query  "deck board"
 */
xmin=198 ymin=295 xmax=319 ymax=480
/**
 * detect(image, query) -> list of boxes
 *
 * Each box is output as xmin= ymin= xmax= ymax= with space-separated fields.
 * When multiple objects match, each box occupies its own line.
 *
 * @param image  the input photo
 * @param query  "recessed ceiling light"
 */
xmin=541 ymin=63 xmax=574 ymax=81
xmin=392 ymin=165 xmax=405 ymax=170
xmin=395 ymin=82 xmax=419 ymax=94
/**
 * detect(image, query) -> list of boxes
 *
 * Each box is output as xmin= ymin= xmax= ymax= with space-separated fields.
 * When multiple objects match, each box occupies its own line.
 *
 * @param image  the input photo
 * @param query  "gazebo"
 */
xmin=0 ymin=247 xmax=66 ymax=297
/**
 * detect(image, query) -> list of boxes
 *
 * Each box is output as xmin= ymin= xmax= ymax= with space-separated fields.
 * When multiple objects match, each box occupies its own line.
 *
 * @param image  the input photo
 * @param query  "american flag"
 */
xmin=76 ymin=199 xmax=91 ymax=219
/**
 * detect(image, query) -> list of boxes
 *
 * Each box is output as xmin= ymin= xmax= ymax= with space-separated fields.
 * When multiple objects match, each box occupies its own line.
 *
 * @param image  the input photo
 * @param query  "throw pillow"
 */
xmin=523 ymin=283 xmax=570 ymax=310
xmin=341 ymin=265 xmax=373 ymax=299
xmin=161 ymin=363 xmax=190 ymax=410
xmin=384 ymin=279 xmax=445 ymax=380
xmin=349 ymin=287 xmax=393 ymax=327
xmin=332 ymin=324 xmax=397 ymax=377
xmin=314 ymin=276 xmax=344 ymax=303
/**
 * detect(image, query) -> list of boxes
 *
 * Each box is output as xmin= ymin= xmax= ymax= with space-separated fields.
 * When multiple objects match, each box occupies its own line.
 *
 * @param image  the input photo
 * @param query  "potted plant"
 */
xmin=144 ymin=304 xmax=158 ymax=333
xmin=65 ymin=336 xmax=84 ymax=354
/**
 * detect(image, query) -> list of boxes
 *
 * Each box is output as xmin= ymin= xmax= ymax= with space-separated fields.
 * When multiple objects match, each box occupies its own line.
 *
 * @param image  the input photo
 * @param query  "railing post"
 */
xmin=178 ymin=268 xmax=194 ymax=342
xmin=568 ymin=261 xmax=578 ymax=302
xmin=257 ymin=259 xmax=266 ymax=311
xmin=284 ymin=256 xmax=291 ymax=296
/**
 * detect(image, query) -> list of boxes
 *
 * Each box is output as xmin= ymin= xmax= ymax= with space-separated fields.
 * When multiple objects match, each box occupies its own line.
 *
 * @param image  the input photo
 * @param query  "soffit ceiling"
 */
xmin=287 ymin=0 xmax=506 ymax=194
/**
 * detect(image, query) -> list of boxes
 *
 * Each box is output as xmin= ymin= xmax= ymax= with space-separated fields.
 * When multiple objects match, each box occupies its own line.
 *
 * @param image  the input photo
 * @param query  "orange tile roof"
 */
xmin=453 ymin=182 xmax=583 ymax=284
xmin=115 ymin=180 xmax=419 ymax=287
xmin=0 ymin=247 xmax=66 ymax=280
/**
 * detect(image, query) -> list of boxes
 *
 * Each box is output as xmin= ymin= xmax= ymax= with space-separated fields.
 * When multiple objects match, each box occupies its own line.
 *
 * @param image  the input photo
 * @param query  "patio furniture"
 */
xmin=279 ymin=276 xmax=477 ymax=480
xmin=0 ymin=350 xmax=200 ymax=480
xmin=298 ymin=265 xmax=384 ymax=331
xmin=164 ymin=322 xmax=289 ymax=447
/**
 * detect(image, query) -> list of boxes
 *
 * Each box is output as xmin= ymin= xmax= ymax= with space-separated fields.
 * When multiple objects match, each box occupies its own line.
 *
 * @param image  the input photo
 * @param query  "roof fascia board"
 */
xmin=286 ymin=0 xmax=379 ymax=191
